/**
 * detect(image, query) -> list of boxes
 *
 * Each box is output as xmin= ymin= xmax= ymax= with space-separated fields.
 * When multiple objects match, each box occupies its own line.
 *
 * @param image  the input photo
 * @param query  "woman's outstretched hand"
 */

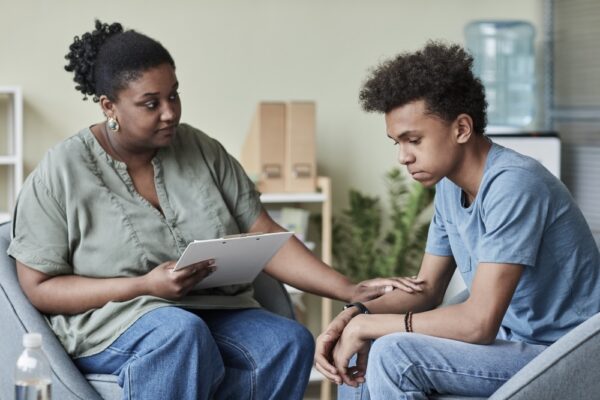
xmin=144 ymin=259 xmax=216 ymax=299
xmin=350 ymin=276 xmax=425 ymax=303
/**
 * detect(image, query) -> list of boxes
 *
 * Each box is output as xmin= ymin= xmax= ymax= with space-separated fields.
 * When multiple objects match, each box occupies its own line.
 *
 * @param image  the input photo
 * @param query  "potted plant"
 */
xmin=332 ymin=168 xmax=435 ymax=281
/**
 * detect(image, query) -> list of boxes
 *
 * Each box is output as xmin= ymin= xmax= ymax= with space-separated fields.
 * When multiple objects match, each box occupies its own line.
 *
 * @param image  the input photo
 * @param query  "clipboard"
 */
xmin=173 ymin=231 xmax=293 ymax=289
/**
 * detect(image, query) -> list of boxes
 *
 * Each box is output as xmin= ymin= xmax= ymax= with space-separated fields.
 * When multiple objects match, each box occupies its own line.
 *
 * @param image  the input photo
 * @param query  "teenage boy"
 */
xmin=314 ymin=41 xmax=600 ymax=399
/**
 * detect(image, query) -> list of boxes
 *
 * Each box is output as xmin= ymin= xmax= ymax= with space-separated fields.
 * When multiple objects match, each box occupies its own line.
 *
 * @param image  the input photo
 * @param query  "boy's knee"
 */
xmin=368 ymin=333 xmax=427 ymax=374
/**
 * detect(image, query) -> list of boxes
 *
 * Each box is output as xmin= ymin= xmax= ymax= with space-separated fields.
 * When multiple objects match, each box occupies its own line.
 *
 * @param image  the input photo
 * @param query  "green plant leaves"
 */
xmin=332 ymin=168 xmax=435 ymax=281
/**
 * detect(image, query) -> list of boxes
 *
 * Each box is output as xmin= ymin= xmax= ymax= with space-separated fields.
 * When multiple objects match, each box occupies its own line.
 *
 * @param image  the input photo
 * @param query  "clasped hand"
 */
xmin=315 ymin=276 xmax=424 ymax=386
xmin=143 ymin=259 xmax=216 ymax=299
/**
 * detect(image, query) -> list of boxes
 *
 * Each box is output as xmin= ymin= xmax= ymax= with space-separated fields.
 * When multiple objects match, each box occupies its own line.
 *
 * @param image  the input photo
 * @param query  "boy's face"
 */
xmin=385 ymin=100 xmax=461 ymax=187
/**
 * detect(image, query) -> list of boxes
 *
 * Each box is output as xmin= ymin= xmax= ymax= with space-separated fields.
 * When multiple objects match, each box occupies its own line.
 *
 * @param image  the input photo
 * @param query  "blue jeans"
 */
xmin=75 ymin=306 xmax=314 ymax=400
xmin=338 ymin=333 xmax=547 ymax=400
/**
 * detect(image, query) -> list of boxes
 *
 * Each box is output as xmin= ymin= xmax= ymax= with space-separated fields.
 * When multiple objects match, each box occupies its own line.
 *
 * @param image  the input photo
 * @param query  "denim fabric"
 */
xmin=75 ymin=306 xmax=314 ymax=400
xmin=338 ymin=333 xmax=547 ymax=400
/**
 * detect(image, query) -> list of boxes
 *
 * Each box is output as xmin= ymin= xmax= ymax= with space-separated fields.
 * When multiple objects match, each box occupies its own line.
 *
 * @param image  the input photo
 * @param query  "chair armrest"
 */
xmin=0 ymin=222 xmax=102 ymax=400
xmin=252 ymin=272 xmax=295 ymax=320
xmin=490 ymin=312 xmax=600 ymax=400
xmin=442 ymin=289 xmax=469 ymax=306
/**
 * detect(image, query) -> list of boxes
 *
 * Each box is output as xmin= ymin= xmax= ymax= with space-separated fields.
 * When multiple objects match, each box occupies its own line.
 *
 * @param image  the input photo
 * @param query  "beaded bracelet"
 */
xmin=404 ymin=311 xmax=414 ymax=333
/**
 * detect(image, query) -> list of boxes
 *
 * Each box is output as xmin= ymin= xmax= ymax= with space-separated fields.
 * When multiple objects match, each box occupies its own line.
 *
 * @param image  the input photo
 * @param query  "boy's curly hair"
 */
xmin=359 ymin=41 xmax=487 ymax=135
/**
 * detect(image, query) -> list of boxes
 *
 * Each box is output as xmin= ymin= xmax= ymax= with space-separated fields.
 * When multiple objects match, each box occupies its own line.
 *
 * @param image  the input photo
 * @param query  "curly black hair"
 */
xmin=359 ymin=41 xmax=487 ymax=135
xmin=64 ymin=20 xmax=175 ymax=102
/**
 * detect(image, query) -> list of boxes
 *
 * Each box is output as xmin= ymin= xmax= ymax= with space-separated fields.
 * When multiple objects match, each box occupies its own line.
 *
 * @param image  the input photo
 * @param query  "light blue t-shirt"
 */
xmin=426 ymin=142 xmax=600 ymax=345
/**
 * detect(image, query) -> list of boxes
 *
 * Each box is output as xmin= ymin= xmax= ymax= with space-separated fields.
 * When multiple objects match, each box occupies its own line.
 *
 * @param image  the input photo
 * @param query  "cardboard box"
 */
xmin=241 ymin=101 xmax=317 ymax=193
xmin=240 ymin=102 xmax=286 ymax=192
xmin=285 ymin=102 xmax=316 ymax=192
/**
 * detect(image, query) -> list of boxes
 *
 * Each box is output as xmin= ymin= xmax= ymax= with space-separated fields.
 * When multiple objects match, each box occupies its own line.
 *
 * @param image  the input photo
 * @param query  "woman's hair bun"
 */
xmin=64 ymin=20 xmax=123 ymax=100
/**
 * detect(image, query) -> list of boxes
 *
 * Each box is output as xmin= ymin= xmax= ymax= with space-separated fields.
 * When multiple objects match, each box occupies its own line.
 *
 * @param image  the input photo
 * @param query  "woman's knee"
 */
xmin=283 ymin=319 xmax=315 ymax=356
xmin=253 ymin=317 xmax=314 ymax=369
xmin=143 ymin=307 xmax=215 ymax=351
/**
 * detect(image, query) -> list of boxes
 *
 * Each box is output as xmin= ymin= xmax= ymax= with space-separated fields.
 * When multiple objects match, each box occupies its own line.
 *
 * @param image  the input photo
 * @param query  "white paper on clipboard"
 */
xmin=173 ymin=231 xmax=293 ymax=289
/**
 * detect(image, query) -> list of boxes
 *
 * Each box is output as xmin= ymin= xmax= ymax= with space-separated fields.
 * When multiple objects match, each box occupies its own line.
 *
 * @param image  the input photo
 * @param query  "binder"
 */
xmin=285 ymin=101 xmax=317 ymax=192
xmin=241 ymin=102 xmax=286 ymax=192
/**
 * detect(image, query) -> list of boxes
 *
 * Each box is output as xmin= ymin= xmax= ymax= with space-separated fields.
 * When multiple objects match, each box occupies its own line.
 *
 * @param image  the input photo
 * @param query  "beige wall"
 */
xmin=1 ymin=0 xmax=543 ymax=211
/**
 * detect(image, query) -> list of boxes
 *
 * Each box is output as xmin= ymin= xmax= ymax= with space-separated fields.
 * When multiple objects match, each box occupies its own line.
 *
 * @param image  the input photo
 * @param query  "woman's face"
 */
xmin=104 ymin=63 xmax=181 ymax=151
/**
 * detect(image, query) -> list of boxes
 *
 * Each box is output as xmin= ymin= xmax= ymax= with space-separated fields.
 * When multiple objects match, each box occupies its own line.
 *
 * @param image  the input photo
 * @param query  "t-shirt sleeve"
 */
xmin=210 ymin=139 xmax=262 ymax=232
xmin=7 ymin=173 xmax=72 ymax=275
xmin=477 ymin=170 xmax=550 ymax=267
xmin=425 ymin=192 xmax=453 ymax=257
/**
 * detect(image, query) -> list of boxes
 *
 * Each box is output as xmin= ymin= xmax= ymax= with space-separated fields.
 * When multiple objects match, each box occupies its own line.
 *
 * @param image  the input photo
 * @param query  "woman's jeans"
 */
xmin=75 ymin=306 xmax=314 ymax=400
xmin=338 ymin=333 xmax=547 ymax=400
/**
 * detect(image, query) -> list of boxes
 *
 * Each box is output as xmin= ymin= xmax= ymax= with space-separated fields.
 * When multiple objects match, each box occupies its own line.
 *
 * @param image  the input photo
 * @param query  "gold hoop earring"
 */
xmin=107 ymin=116 xmax=120 ymax=132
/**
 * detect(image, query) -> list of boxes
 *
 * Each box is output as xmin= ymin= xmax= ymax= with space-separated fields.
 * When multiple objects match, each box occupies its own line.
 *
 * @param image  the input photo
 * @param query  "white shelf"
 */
xmin=0 ymin=87 xmax=23 ymax=219
xmin=0 ymin=155 xmax=18 ymax=165
xmin=260 ymin=192 xmax=327 ymax=203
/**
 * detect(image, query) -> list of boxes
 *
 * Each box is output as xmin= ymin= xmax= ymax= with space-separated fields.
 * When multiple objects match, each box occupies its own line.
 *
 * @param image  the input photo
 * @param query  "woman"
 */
xmin=8 ymin=21 xmax=423 ymax=399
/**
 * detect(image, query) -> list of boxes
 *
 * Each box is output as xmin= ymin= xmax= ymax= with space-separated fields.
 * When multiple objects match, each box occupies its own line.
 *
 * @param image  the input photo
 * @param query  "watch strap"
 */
xmin=343 ymin=302 xmax=370 ymax=314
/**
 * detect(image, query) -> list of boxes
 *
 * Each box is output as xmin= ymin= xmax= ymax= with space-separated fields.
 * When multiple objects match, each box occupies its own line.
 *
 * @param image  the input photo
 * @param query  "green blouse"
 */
xmin=8 ymin=124 xmax=263 ymax=358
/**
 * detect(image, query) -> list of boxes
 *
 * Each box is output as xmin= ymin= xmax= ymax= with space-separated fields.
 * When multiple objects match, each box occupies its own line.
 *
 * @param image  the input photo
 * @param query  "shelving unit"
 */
xmin=260 ymin=176 xmax=333 ymax=400
xmin=0 ymin=87 xmax=23 ymax=224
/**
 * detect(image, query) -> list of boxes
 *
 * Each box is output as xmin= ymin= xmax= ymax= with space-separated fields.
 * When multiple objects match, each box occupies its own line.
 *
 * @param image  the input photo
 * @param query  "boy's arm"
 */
xmin=314 ymin=253 xmax=456 ymax=382
xmin=353 ymin=262 xmax=523 ymax=343
xmin=361 ymin=253 xmax=458 ymax=314
xmin=330 ymin=262 xmax=523 ymax=386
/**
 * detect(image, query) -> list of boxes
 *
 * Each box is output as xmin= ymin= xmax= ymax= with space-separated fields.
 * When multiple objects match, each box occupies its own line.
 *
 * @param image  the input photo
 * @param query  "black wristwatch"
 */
xmin=343 ymin=302 xmax=370 ymax=315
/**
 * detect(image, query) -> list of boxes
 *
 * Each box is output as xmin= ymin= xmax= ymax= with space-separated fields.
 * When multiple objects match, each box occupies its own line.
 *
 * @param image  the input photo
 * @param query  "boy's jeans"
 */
xmin=75 ymin=306 xmax=314 ymax=400
xmin=338 ymin=333 xmax=547 ymax=400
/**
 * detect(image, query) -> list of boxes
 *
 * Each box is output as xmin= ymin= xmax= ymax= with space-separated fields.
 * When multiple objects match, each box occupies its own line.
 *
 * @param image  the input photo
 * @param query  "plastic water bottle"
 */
xmin=15 ymin=333 xmax=52 ymax=400
xmin=465 ymin=20 xmax=536 ymax=128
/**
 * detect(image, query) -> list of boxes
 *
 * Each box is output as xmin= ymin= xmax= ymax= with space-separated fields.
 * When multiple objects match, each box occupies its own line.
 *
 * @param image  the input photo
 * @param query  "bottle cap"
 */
xmin=23 ymin=333 xmax=42 ymax=348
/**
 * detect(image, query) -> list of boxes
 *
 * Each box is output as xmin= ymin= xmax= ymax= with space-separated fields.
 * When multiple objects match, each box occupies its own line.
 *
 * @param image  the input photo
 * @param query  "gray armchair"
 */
xmin=0 ymin=221 xmax=295 ymax=399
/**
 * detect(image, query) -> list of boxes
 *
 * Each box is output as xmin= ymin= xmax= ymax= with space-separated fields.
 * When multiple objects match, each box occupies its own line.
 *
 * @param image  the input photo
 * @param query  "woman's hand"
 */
xmin=143 ymin=259 xmax=216 ymax=300
xmin=350 ymin=276 xmax=425 ymax=303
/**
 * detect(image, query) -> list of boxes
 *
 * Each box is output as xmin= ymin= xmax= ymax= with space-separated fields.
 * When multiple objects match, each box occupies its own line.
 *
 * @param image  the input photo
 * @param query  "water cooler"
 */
xmin=443 ymin=22 xmax=562 ymax=300
xmin=466 ymin=20 xmax=562 ymax=179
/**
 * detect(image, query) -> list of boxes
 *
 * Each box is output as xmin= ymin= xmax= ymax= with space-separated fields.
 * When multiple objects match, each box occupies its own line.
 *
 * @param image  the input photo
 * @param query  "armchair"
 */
xmin=0 ymin=221 xmax=295 ymax=399
xmin=432 ymin=285 xmax=600 ymax=399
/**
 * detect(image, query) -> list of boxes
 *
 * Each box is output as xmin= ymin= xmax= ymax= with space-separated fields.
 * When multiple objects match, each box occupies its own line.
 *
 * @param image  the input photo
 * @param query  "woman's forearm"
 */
xmin=264 ymin=235 xmax=355 ymax=302
xmin=25 ymin=273 xmax=148 ymax=315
